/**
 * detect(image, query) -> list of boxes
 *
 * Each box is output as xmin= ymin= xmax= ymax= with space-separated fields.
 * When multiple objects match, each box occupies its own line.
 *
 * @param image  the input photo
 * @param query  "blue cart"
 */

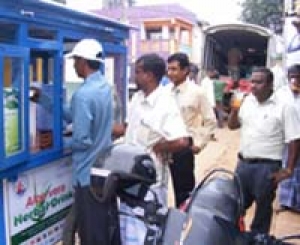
xmin=0 ymin=1 xmax=129 ymax=244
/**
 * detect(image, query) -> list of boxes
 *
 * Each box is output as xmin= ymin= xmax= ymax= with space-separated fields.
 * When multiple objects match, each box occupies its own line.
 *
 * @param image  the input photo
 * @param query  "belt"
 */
xmin=238 ymin=153 xmax=281 ymax=164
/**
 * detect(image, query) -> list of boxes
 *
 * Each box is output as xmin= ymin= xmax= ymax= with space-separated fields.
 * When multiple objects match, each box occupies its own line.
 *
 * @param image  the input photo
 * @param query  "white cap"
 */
xmin=65 ymin=38 xmax=104 ymax=62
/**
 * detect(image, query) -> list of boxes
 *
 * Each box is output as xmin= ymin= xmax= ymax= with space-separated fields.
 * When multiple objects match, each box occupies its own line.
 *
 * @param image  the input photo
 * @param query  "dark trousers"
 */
xmin=235 ymin=159 xmax=280 ymax=234
xmin=170 ymin=148 xmax=195 ymax=207
xmin=74 ymin=185 xmax=121 ymax=245
xmin=62 ymin=204 xmax=76 ymax=245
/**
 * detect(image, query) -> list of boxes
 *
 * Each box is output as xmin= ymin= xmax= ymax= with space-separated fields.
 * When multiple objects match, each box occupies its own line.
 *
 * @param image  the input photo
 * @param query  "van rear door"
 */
xmin=201 ymin=23 xmax=272 ymax=78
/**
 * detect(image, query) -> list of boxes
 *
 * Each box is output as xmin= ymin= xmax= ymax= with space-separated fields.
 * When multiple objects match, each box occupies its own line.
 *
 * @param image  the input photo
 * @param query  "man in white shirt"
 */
xmin=277 ymin=64 xmax=300 ymax=211
xmin=166 ymin=52 xmax=217 ymax=207
xmin=200 ymin=68 xmax=216 ymax=108
xmin=271 ymin=54 xmax=286 ymax=91
xmin=228 ymin=67 xmax=300 ymax=234
xmin=116 ymin=53 xmax=190 ymax=244
xmin=125 ymin=53 xmax=190 ymax=204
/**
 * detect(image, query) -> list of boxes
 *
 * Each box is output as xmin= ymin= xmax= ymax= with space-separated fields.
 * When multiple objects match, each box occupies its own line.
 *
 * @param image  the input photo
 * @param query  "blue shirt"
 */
xmin=68 ymin=71 xmax=113 ymax=186
xmin=37 ymin=71 xmax=113 ymax=186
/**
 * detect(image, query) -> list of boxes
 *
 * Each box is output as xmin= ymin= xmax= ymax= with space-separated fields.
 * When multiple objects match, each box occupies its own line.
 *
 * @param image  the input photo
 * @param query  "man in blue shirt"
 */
xmin=32 ymin=39 xmax=117 ymax=244
xmin=64 ymin=38 xmax=118 ymax=244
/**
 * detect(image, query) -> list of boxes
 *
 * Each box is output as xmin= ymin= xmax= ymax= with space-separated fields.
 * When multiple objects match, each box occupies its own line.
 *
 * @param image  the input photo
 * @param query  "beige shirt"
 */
xmin=238 ymin=93 xmax=300 ymax=160
xmin=166 ymin=81 xmax=217 ymax=150
xmin=125 ymin=85 xmax=188 ymax=187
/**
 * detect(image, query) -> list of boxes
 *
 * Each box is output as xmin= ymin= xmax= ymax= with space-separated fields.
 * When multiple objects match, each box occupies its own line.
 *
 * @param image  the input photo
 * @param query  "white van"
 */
xmin=199 ymin=22 xmax=279 ymax=79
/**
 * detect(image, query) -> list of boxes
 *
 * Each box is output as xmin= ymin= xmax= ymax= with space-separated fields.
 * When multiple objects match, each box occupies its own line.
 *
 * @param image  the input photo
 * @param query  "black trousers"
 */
xmin=170 ymin=148 xmax=195 ymax=207
xmin=74 ymin=184 xmax=121 ymax=245
xmin=62 ymin=204 xmax=76 ymax=245
xmin=235 ymin=159 xmax=281 ymax=234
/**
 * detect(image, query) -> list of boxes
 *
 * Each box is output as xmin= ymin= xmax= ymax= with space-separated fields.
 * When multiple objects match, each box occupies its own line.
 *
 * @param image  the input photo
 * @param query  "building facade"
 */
xmin=93 ymin=4 xmax=205 ymax=82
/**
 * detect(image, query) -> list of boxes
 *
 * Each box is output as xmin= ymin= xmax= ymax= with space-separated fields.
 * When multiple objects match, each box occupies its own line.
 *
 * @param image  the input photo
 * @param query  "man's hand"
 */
xmin=230 ymin=92 xmax=247 ymax=111
xmin=152 ymin=139 xmax=168 ymax=155
xmin=152 ymin=140 xmax=174 ymax=164
xmin=191 ymin=145 xmax=201 ymax=154
xmin=112 ymin=123 xmax=126 ymax=139
xmin=270 ymin=168 xmax=293 ymax=186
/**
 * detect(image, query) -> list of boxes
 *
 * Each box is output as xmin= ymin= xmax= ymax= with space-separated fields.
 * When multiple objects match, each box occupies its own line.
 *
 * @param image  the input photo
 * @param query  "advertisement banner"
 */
xmin=4 ymin=157 xmax=73 ymax=245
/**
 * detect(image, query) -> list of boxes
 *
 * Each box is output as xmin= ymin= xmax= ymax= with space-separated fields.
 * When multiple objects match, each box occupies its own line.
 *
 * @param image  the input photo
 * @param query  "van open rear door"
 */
xmin=201 ymin=23 xmax=274 ymax=79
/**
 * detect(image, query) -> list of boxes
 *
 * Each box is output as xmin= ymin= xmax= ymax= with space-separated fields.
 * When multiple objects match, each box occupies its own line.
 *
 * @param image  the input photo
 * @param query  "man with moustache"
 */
xmin=125 ymin=53 xmax=190 ymax=204
xmin=228 ymin=67 xmax=300 ymax=234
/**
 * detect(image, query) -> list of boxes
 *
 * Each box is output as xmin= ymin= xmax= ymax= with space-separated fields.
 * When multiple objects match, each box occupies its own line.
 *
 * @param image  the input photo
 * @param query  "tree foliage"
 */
xmin=239 ymin=0 xmax=284 ymax=31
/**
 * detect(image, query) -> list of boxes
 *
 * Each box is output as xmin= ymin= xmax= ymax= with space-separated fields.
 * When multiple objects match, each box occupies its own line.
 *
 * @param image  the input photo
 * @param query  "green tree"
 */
xmin=239 ymin=0 xmax=284 ymax=32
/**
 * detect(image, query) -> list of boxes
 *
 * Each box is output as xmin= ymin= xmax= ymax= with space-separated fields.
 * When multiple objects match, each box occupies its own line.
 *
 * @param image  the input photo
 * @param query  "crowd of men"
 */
xmin=32 ymin=38 xmax=300 ymax=244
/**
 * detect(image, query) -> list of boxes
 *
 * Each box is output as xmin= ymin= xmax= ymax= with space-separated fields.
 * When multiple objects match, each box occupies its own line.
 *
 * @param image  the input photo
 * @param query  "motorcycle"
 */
xmin=91 ymin=143 xmax=300 ymax=245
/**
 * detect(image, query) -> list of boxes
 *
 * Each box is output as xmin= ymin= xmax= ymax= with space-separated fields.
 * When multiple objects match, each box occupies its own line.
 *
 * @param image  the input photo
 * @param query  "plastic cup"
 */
xmin=231 ymin=92 xmax=244 ymax=109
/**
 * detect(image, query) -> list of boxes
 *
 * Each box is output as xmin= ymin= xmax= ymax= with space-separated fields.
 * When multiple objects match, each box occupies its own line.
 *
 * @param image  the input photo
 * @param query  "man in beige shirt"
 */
xmin=166 ymin=52 xmax=217 ymax=207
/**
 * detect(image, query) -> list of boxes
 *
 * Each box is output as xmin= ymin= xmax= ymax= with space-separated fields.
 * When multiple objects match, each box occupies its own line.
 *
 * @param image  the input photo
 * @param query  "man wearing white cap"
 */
xmin=30 ymin=39 xmax=118 ymax=244
xmin=63 ymin=38 xmax=120 ymax=245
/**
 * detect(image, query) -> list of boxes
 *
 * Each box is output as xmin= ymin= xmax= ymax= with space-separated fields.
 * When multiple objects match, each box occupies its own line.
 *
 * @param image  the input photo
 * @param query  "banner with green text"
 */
xmin=4 ymin=157 xmax=73 ymax=245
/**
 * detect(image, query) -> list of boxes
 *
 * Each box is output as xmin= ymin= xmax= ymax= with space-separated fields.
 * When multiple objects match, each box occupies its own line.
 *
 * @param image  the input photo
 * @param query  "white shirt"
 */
xmin=238 ymin=93 xmax=300 ymax=160
xmin=200 ymin=76 xmax=216 ymax=107
xmin=276 ymin=85 xmax=300 ymax=168
xmin=271 ymin=64 xmax=287 ymax=91
xmin=276 ymin=85 xmax=300 ymax=114
xmin=125 ymin=85 xmax=188 ymax=188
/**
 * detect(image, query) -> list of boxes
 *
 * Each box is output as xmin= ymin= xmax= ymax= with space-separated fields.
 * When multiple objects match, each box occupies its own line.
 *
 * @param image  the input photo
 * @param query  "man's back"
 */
xmin=71 ymin=71 xmax=113 ymax=186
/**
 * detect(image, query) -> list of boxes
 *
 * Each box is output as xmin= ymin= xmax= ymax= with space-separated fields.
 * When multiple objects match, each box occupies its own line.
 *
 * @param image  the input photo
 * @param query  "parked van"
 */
xmin=199 ymin=22 xmax=282 ymax=111
xmin=200 ymin=22 xmax=279 ymax=80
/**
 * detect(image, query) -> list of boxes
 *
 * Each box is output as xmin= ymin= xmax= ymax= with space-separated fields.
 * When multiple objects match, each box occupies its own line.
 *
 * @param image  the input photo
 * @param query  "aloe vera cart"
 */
xmin=0 ymin=1 xmax=129 ymax=244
